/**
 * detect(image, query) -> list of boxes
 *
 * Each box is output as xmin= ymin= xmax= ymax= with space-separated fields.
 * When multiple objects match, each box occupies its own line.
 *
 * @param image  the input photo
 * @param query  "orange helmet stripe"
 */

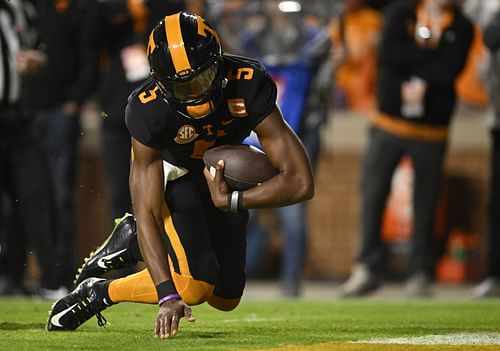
xmin=165 ymin=13 xmax=191 ymax=75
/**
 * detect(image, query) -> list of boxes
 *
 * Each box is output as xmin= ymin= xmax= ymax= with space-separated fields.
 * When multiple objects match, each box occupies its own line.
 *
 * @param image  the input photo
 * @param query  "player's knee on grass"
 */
xmin=173 ymin=273 xmax=215 ymax=305
xmin=207 ymin=295 xmax=241 ymax=311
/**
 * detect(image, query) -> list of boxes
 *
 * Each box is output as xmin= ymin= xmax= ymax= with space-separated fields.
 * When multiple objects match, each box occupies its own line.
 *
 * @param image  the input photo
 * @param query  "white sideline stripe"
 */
xmin=220 ymin=314 xmax=285 ymax=323
xmin=356 ymin=332 xmax=500 ymax=345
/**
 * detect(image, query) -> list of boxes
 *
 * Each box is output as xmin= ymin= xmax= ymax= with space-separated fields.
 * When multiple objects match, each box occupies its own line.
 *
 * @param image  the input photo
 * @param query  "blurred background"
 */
xmin=1 ymin=0 xmax=498 ymax=297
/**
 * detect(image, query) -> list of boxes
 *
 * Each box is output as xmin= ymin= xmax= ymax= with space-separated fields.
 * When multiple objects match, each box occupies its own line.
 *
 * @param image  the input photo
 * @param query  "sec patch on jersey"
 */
xmin=203 ymin=145 xmax=279 ymax=191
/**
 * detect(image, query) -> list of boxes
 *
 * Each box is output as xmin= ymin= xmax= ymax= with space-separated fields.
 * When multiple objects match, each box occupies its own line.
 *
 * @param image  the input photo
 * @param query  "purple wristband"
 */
xmin=158 ymin=293 xmax=181 ymax=306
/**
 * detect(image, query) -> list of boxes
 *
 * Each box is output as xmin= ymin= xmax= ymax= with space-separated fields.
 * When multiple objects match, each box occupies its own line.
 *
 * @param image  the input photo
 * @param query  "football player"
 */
xmin=47 ymin=11 xmax=314 ymax=339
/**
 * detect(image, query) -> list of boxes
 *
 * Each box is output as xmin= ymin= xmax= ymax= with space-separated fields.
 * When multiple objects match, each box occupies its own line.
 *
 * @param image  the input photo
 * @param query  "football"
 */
xmin=203 ymin=144 xmax=279 ymax=191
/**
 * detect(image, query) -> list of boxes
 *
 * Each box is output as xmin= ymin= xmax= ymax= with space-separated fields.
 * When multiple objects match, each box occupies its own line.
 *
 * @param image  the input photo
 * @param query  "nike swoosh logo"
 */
xmin=221 ymin=118 xmax=235 ymax=126
xmin=50 ymin=303 xmax=78 ymax=327
xmin=97 ymin=248 xmax=127 ymax=269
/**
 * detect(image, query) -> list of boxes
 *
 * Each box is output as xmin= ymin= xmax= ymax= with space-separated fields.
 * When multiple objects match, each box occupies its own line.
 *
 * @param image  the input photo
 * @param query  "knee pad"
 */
xmin=172 ymin=272 xmax=214 ymax=306
xmin=207 ymin=295 xmax=241 ymax=311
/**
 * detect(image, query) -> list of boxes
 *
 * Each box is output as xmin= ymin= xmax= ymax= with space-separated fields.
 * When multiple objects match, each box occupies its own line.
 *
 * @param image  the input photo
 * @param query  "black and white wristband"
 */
xmin=227 ymin=191 xmax=243 ymax=213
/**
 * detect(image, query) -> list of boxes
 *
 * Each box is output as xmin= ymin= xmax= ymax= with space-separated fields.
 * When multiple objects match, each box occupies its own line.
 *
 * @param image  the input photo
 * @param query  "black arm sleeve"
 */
xmin=125 ymin=103 xmax=154 ymax=148
xmin=245 ymin=74 xmax=277 ymax=130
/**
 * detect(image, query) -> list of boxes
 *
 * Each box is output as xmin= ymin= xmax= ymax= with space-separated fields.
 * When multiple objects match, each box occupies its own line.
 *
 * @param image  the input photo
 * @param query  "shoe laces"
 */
xmin=89 ymin=290 xmax=108 ymax=327
xmin=94 ymin=309 xmax=107 ymax=327
xmin=70 ymin=290 xmax=108 ymax=328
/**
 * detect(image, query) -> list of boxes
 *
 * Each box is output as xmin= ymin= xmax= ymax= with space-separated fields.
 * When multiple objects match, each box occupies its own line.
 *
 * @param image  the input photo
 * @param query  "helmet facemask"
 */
xmin=147 ymin=12 xmax=226 ymax=119
xmin=153 ymin=59 xmax=225 ymax=118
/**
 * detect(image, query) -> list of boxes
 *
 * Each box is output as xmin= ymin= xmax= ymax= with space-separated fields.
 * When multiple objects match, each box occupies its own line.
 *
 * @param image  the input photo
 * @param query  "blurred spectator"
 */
xmin=339 ymin=0 xmax=473 ymax=298
xmin=472 ymin=3 xmax=500 ymax=298
xmin=0 ymin=0 xmax=65 ymax=298
xmin=330 ymin=0 xmax=382 ymax=111
xmin=22 ymin=0 xmax=100 ymax=289
xmin=453 ymin=0 xmax=499 ymax=109
xmin=95 ymin=0 xmax=185 ymax=223
xmin=204 ymin=0 xmax=250 ymax=54
xmin=462 ymin=0 xmax=500 ymax=27
xmin=240 ymin=1 xmax=331 ymax=296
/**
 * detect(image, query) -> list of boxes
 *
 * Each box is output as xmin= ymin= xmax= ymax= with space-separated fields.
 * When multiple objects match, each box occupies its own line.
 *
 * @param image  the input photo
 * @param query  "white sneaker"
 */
xmin=338 ymin=264 xmax=381 ymax=297
xmin=406 ymin=272 xmax=433 ymax=298
xmin=472 ymin=278 xmax=500 ymax=298
xmin=38 ymin=286 xmax=69 ymax=301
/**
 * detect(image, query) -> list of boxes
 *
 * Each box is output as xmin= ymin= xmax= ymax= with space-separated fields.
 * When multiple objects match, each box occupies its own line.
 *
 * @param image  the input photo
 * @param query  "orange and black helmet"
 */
xmin=147 ymin=12 xmax=225 ymax=116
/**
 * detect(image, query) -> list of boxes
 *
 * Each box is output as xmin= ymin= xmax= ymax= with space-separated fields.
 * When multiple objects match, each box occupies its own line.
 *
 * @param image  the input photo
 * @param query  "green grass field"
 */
xmin=1 ymin=297 xmax=499 ymax=351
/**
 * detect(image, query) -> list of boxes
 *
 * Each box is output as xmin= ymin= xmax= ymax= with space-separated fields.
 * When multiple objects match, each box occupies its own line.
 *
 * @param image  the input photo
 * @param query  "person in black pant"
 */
xmin=472 ymin=5 xmax=500 ymax=298
xmin=0 ymin=0 xmax=64 ymax=298
xmin=0 ymin=194 xmax=25 ymax=295
xmin=338 ymin=0 xmax=473 ymax=298
xmin=22 ymin=0 xmax=100 ymax=289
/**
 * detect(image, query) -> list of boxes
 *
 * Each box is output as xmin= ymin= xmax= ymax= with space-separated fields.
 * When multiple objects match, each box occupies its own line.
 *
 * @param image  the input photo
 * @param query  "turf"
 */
xmin=0 ymin=297 xmax=499 ymax=351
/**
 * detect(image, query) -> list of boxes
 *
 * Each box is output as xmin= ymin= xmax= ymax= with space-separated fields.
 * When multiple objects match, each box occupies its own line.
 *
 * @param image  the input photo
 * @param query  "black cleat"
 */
xmin=47 ymin=278 xmax=111 ymax=331
xmin=74 ymin=213 xmax=137 ymax=286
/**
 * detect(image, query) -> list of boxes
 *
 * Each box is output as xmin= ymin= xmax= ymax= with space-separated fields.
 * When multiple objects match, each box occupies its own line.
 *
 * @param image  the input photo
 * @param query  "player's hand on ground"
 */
xmin=155 ymin=299 xmax=195 ymax=339
xmin=203 ymin=159 xmax=230 ymax=211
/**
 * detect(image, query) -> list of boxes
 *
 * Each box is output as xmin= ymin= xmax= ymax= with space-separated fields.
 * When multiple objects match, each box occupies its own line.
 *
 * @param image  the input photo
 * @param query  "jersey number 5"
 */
xmin=139 ymin=86 xmax=159 ymax=104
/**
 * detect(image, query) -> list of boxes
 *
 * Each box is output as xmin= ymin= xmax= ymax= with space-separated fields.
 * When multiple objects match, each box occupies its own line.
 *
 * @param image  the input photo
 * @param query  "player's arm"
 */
xmin=130 ymin=138 xmax=170 ymax=286
xmin=205 ymin=105 xmax=314 ymax=209
xmin=246 ymin=105 xmax=315 ymax=207
xmin=130 ymin=137 xmax=194 ymax=339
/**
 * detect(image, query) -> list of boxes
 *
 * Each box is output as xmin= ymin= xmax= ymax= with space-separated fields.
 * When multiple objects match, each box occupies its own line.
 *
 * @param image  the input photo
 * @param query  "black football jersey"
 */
xmin=125 ymin=54 xmax=277 ymax=171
